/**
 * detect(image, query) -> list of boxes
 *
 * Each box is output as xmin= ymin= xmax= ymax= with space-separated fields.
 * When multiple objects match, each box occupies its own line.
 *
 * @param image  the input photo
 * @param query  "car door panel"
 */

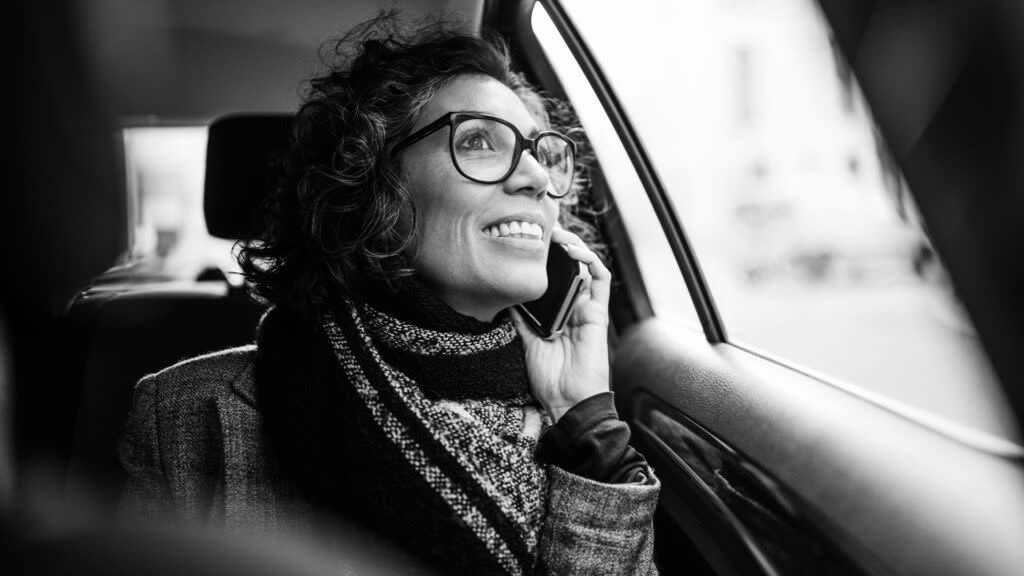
xmin=615 ymin=319 xmax=1024 ymax=575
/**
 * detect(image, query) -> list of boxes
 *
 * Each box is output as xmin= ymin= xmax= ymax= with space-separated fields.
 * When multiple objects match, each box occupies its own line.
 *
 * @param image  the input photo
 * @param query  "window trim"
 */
xmin=485 ymin=0 xmax=657 ymax=329
xmin=524 ymin=0 xmax=727 ymax=343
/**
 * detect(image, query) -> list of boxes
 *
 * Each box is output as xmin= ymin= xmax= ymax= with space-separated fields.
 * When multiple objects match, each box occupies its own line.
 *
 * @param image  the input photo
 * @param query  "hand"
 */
xmin=510 ymin=227 xmax=611 ymax=422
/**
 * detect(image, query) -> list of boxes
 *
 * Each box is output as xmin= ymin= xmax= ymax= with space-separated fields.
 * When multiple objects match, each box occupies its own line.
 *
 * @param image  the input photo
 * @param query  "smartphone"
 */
xmin=516 ymin=243 xmax=586 ymax=339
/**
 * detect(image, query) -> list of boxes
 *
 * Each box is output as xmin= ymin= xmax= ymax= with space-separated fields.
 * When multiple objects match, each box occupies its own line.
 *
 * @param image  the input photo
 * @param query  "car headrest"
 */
xmin=204 ymin=114 xmax=293 ymax=240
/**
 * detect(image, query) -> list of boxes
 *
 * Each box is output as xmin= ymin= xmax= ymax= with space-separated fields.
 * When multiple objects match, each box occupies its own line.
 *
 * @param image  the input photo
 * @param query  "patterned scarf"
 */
xmin=256 ymin=282 xmax=548 ymax=575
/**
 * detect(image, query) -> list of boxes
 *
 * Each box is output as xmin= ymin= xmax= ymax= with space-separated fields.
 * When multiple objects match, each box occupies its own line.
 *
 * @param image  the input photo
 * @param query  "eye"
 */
xmin=538 ymin=145 xmax=565 ymax=168
xmin=457 ymin=129 xmax=494 ymax=151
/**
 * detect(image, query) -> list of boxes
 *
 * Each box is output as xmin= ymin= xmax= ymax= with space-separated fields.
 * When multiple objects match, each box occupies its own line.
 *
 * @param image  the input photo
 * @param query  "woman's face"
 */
xmin=400 ymin=75 xmax=560 ymax=321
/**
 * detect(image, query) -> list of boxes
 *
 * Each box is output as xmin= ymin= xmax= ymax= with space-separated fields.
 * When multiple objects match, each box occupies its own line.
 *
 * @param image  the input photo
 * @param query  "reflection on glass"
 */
xmin=553 ymin=0 xmax=1017 ymax=441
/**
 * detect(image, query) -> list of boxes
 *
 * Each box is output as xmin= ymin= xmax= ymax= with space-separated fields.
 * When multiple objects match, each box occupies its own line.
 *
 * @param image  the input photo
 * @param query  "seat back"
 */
xmin=65 ymin=284 xmax=263 ymax=503
xmin=62 ymin=114 xmax=292 ymax=508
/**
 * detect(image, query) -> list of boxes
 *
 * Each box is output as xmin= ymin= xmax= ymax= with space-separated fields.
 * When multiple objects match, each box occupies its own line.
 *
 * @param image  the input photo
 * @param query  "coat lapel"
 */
xmin=216 ymin=358 xmax=304 ymax=530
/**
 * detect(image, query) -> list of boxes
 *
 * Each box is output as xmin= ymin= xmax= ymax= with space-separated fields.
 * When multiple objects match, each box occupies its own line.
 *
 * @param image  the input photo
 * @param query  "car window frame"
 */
xmin=491 ymin=0 xmax=727 ymax=343
xmin=487 ymin=0 xmax=1024 ymax=454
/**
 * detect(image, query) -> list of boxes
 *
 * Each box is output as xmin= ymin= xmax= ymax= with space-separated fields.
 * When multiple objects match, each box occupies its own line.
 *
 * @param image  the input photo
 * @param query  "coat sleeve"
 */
xmin=539 ymin=465 xmax=660 ymax=575
xmin=536 ymin=392 xmax=660 ymax=574
xmin=118 ymin=375 xmax=175 ymax=519
xmin=536 ymin=392 xmax=649 ymax=484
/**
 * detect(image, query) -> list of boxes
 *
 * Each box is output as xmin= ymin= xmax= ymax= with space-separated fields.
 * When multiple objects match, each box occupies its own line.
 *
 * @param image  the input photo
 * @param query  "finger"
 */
xmin=568 ymin=266 xmax=594 ymax=328
xmin=576 ymin=260 xmax=593 ymax=299
xmin=508 ymin=307 xmax=539 ymax=345
xmin=560 ymin=241 xmax=609 ymax=280
xmin=560 ymin=242 xmax=611 ymax=307
xmin=550 ymin=227 xmax=586 ymax=249
xmin=577 ymin=258 xmax=593 ymax=289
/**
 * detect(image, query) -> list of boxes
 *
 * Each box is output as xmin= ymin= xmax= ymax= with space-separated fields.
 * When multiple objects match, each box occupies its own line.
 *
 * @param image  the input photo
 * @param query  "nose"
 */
xmin=503 ymin=149 xmax=550 ymax=199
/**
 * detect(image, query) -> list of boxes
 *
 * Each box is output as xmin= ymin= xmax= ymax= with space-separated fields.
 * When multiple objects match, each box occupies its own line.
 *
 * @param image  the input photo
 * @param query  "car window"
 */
xmin=532 ymin=9 xmax=701 ymax=332
xmin=541 ymin=0 xmax=1019 ymax=442
xmin=122 ymin=126 xmax=238 ymax=279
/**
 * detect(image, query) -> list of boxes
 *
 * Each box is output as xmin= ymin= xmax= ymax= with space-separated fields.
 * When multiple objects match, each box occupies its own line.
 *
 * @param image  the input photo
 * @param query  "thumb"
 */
xmin=508 ymin=307 xmax=539 ymax=346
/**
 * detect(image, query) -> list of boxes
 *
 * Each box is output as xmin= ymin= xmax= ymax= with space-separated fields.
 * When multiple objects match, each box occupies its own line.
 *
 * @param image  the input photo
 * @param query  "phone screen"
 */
xmin=516 ymin=243 xmax=585 ymax=339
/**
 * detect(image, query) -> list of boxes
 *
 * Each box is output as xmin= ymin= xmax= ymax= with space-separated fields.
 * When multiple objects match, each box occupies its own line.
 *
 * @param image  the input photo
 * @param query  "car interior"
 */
xmin=6 ymin=0 xmax=1023 ymax=574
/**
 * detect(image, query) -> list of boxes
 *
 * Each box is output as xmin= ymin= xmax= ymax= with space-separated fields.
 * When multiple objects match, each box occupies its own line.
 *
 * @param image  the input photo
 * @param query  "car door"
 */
xmin=486 ymin=1 xmax=1024 ymax=574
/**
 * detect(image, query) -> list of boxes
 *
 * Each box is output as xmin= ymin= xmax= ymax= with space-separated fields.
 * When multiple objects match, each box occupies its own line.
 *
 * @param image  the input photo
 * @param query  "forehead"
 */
xmin=416 ymin=74 xmax=541 ymax=135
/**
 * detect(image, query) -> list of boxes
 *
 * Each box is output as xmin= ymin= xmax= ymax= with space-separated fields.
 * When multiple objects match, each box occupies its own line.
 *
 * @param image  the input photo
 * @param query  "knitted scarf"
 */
xmin=256 ymin=281 xmax=548 ymax=575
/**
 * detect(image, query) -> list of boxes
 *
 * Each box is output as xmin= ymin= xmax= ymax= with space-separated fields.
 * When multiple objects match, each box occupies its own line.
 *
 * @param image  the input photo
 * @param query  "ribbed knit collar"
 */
xmin=362 ymin=277 xmax=510 ymax=334
xmin=354 ymin=278 xmax=532 ymax=403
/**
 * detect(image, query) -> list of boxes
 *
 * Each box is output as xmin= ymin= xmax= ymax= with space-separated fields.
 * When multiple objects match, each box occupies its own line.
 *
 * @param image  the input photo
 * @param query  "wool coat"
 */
xmin=119 ymin=345 xmax=661 ymax=574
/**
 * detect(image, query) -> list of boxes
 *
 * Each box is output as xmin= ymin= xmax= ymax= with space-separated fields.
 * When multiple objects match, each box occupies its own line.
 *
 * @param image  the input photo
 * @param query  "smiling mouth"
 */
xmin=482 ymin=220 xmax=544 ymax=240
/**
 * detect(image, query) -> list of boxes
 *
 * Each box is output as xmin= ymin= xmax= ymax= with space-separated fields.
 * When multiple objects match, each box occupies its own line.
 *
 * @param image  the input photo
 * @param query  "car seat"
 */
xmin=60 ymin=114 xmax=292 ymax=509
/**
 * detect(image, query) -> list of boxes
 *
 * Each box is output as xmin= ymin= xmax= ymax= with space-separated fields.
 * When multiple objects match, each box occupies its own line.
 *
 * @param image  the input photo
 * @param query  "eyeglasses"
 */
xmin=393 ymin=111 xmax=577 ymax=198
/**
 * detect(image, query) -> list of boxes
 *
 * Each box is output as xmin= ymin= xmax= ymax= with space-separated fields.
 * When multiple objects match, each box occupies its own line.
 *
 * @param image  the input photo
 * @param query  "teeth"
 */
xmin=484 ymin=220 xmax=543 ymax=239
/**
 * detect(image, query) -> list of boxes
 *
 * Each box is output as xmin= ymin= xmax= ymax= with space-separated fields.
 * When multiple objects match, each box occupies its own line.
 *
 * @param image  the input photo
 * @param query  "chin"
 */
xmin=469 ymin=258 xmax=549 ymax=311
xmin=498 ymin=270 xmax=548 ymax=305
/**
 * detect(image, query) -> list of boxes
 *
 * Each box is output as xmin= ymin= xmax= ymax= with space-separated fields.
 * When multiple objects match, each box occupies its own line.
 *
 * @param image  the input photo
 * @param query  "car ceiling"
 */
xmin=81 ymin=0 xmax=484 ymax=122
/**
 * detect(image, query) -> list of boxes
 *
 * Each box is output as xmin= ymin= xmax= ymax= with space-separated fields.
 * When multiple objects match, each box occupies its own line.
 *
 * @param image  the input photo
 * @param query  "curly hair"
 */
xmin=237 ymin=12 xmax=602 ymax=308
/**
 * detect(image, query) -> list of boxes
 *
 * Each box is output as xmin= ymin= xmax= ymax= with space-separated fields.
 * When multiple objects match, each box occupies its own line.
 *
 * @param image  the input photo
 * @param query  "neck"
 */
xmin=440 ymin=293 xmax=506 ymax=323
xmin=422 ymin=283 xmax=508 ymax=323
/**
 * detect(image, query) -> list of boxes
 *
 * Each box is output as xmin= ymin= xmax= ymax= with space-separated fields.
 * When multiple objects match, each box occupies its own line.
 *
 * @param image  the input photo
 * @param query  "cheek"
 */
xmin=417 ymin=204 xmax=467 ymax=259
xmin=415 ymin=184 xmax=470 ymax=244
xmin=407 ymin=165 xmax=482 ymax=270
xmin=407 ymin=157 xmax=450 ymax=231
xmin=547 ymin=200 xmax=561 ymax=228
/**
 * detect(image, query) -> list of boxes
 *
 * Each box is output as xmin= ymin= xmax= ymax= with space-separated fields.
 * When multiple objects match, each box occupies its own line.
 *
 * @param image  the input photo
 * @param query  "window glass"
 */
xmin=533 ymin=8 xmax=701 ymax=331
xmin=122 ymin=126 xmax=238 ymax=280
xmin=554 ymin=0 xmax=1018 ymax=441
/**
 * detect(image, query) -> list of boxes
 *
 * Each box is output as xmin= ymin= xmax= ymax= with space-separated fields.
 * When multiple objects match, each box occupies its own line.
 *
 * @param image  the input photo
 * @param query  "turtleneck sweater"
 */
xmin=254 ymin=279 xmax=651 ymax=573
xmin=360 ymin=279 xmax=648 ymax=484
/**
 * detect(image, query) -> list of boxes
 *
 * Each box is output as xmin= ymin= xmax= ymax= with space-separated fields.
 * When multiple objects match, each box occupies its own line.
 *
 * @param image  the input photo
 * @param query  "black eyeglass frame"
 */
xmin=393 ymin=111 xmax=578 ymax=198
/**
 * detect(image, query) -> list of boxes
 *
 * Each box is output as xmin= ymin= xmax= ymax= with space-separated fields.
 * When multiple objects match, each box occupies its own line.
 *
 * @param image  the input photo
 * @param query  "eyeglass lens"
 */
xmin=452 ymin=118 xmax=574 ymax=197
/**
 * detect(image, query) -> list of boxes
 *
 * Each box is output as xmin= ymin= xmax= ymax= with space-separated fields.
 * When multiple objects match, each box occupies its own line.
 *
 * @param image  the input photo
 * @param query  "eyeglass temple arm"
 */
xmin=393 ymin=113 xmax=455 ymax=152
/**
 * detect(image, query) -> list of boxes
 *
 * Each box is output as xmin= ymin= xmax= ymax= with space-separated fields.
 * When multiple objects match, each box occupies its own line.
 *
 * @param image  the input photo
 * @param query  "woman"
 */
xmin=120 ymin=16 xmax=660 ymax=575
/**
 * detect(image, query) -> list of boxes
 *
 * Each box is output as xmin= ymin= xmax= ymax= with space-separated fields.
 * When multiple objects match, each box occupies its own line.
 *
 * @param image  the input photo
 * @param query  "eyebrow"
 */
xmin=462 ymin=109 xmax=540 ymax=138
